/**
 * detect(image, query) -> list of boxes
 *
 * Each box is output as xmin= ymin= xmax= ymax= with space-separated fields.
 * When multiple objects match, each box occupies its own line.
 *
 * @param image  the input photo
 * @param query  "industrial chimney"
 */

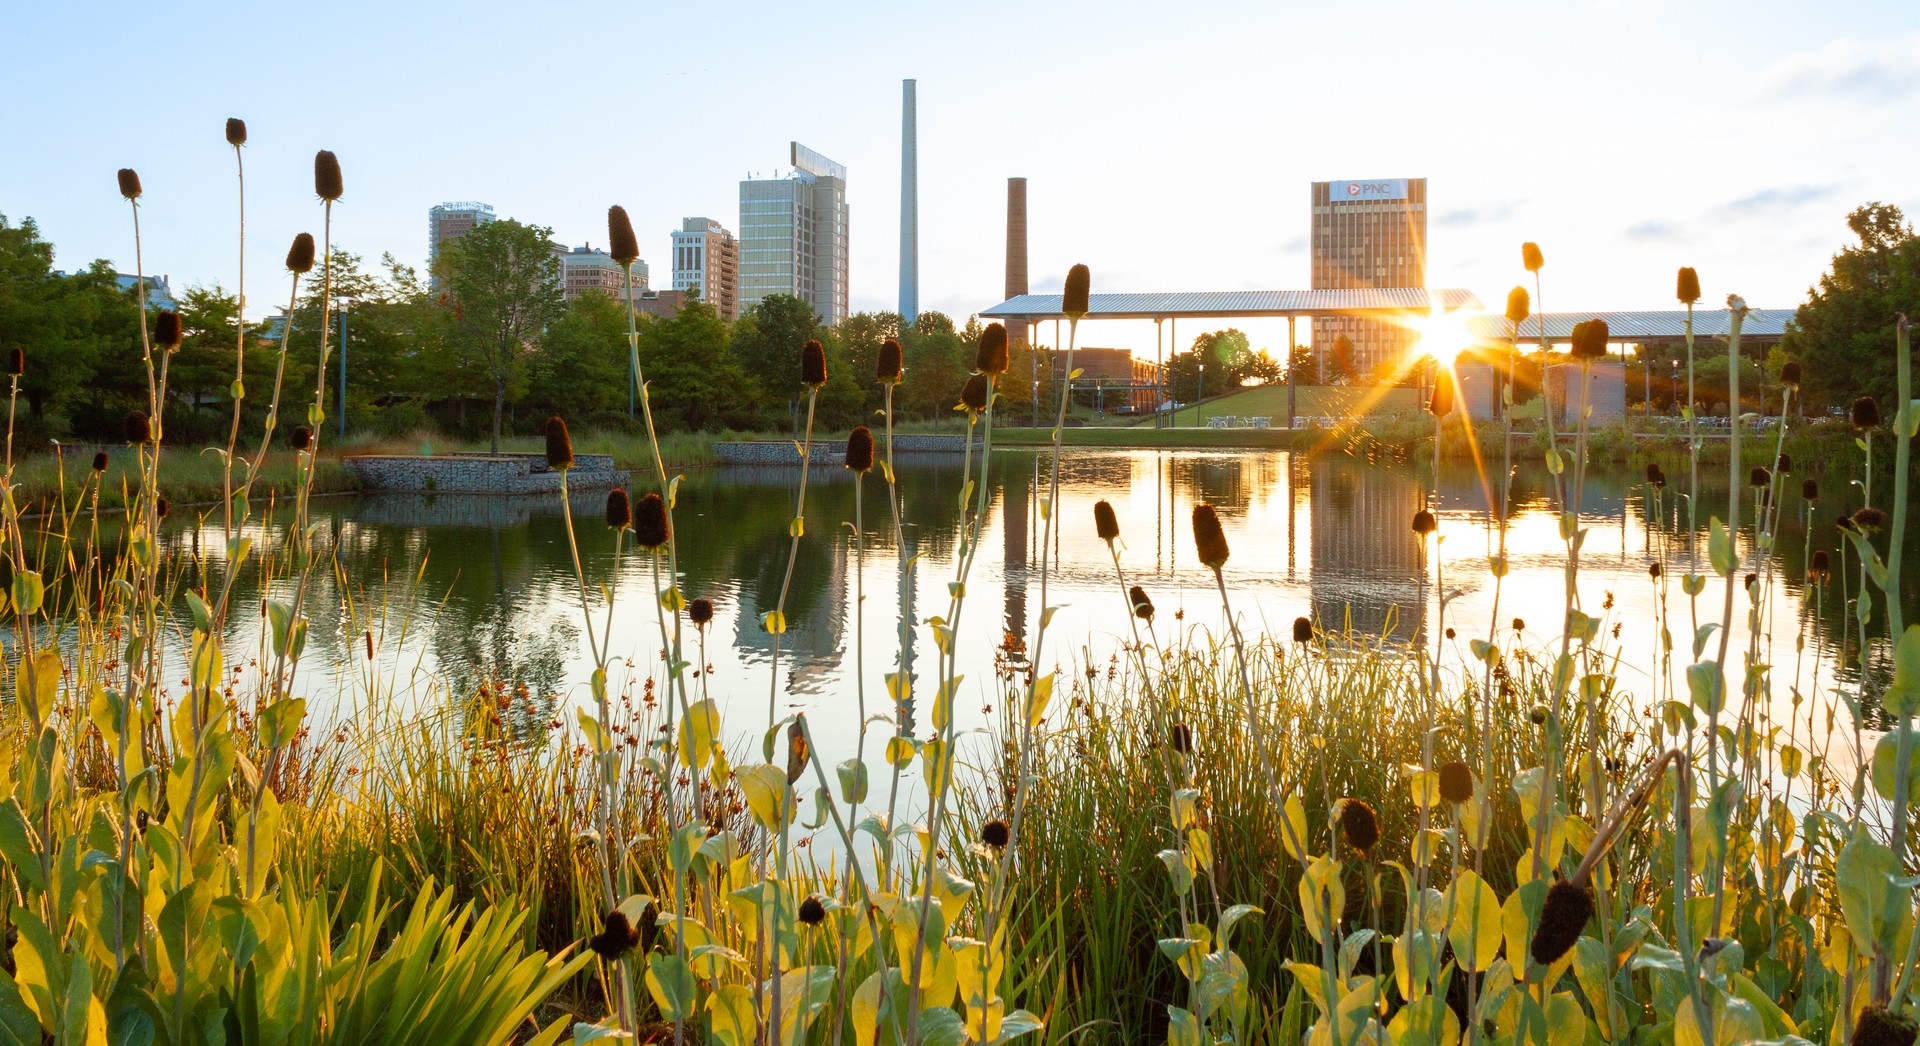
xmin=899 ymin=79 xmax=919 ymax=328
xmin=1005 ymin=177 xmax=1029 ymax=345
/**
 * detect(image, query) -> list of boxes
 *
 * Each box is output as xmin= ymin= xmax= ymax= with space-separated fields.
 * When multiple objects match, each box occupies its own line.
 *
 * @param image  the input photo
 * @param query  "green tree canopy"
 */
xmin=436 ymin=220 xmax=562 ymax=450
xmin=1780 ymin=202 xmax=1920 ymax=411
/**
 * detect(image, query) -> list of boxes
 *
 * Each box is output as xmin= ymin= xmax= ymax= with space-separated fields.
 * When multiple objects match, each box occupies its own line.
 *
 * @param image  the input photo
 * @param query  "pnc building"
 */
xmin=1309 ymin=178 xmax=1427 ymax=376
xmin=739 ymin=143 xmax=849 ymax=325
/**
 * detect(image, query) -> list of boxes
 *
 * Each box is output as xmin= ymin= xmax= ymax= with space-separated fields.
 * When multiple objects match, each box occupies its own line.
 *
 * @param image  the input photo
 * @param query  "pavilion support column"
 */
xmin=1287 ymin=315 xmax=1298 ymax=429
xmin=1169 ymin=318 xmax=1177 ymax=427
xmin=1155 ymin=318 xmax=1163 ymax=431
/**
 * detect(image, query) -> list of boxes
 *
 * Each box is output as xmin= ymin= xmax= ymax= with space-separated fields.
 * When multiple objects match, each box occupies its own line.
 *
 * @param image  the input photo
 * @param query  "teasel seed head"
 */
xmin=878 ymin=339 xmax=903 ymax=384
xmin=1854 ymin=507 xmax=1888 ymax=534
xmin=1852 ymin=1006 xmax=1919 ymax=1046
xmin=1852 ymin=396 xmax=1880 ymax=429
xmin=1837 ymin=513 xmax=1858 ymax=534
xmin=313 ymin=150 xmax=343 ymax=202
xmin=225 ymin=118 xmax=247 ymax=147
xmin=7 ymin=347 xmax=21 ymax=376
xmin=1649 ymin=561 xmax=1662 ymax=580
xmin=124 ymin=410 xmax=151 ymax=444
xmin=797 ymin=896 xmax=827 ymax=927
xmin=1530 ymin=878 xmax=1595 ymax=966
xmin=544 ymin=416 xmax=573 ymax=470
xmin=797 ymin=339 xmax=827 ymax=388
xmin=980 ymin=819 xmax=1010 ymax=849
xmin=1802 ymin=478 xmax=1818 ymax=501
xmin=1645 ymin=462 xmax=1666 ymax=487
xmin=286 ymin=232 xmax=316 ymax=274
xmin=588 ymin=909 xmax=642 ymax=960
xmin=634 ymin=493 xmax=670 ymax=549
xmin=1093 ymin=499 xmax=1119 ymax=542
xmin=1062 ymin=264 xmax=1091 ymax=320
xmin=1529 ymin=705 xmax=1548 ymax=725
xmin=1338 ymin=798 xmax=1380 ymax=854
xmin=1169 ymin=722 xmax=1192 ymax=754
xmin=156 ymin=497 xmax=169 ymax=520
xmin=606 ymin=205 xmax=640 ymax=266
xmin=1445 ymin=627 xmax=1456 ymax=640
xmin=117 ymin=168 xmax=142 ymax=200
xmin=1513 ymin=617 xmax=1526 ymax=632
xmin=1428 ymin=369 xmax=1454 ymax=417
xmin=1191 ymin=504 xmax=1229 ymax=570
xmin=605 ymin=488 xmax=631 ymax=529
xmin=1569 ymin=318 xmax=1609 ymax=360
xmin=154 ymin=310 xmax=183 ymax=350
xmin=1745 ymin=572 xmax=1759 ymax=593
xmin=1776 ymin=453 xmax=1792 ymax=474
xmin=960 ymin=373 xmax=990 ymax=412
xmin=290 ymin=425 xmax=312 ymax=451
xmin=1811 ymin=549 xmax=1830 ymax=575
xmin=1437 ymin=761 xmax=1475 ymax=804
xmin=1521 ymin=242 xmax=1545 ymax=273
xmin=680 ymin=598 xmax=714 ymax=631
xmin=844 ymin=425 xmax=874 ymax=473
xmin=1129 ymin=585 xmax=1153 ymax=621
xmin=1293 ymin=616 xmax=1314 ymax=644
xmin=1780 ymin=360 xmax=1802 ymax=387
xmin=1676 ymin=267 xmax=1701 ymax=306
xmin=91 ymin=451 xmax=108 ymax=473
xmin=1413 ymin=509 xmax=1438 ymax=536
xmin=1750 ymin=466 xmax=1769 ymax=489
xmin=975 ymin=323 xmax=1010 ymax=375
xmin=1505 ymin=286 xmax=1530 ymax=325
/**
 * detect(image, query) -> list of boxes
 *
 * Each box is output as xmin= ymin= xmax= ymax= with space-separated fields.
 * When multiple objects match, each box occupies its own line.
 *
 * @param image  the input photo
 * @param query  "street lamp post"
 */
xmin=1196 ymin=362 xmax=1204 ymax=427
xmin=337 ymin=301 xmax=349 ymax=440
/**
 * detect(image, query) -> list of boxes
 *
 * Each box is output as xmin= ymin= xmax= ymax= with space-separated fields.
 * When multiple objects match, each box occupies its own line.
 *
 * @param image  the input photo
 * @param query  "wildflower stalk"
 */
xmin=769 ymin=382 xmax=819 ymax=726
xmin=1876 ymin=316 xmax=1914 ymax=1008
xmin=1704 ymin=298 xmax=1747 ymax=942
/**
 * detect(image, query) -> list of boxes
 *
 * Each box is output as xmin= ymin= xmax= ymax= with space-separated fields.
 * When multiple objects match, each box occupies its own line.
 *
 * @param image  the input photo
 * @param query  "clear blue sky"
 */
xmin=4 ymin=0 xmax=1917 ymax=354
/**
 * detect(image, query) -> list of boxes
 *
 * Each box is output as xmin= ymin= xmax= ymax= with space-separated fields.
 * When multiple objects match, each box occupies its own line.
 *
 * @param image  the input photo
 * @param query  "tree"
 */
xmin=1780 ymin=202 xmax=1920 ymax=410
xmin=1331 ymin=335 xmax=1358 ymax=383
xmin=437 ymin=220 xmax=562 ymax=451
xmin=528 ymin=291 xmax=628 ymax=420
xmin=0 ymin=216 xmax=138 ymax=431
xmin=636 ymin=299 xmax=751 ymax=431
xmin=729 ymin=295 xmax=822 ymax=429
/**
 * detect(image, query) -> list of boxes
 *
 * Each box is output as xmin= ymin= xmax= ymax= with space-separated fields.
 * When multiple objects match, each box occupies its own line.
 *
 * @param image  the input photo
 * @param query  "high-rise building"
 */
xmin=738 ymin=143 xmax=848 ymax=325
xmin=427 ymin=202 xmax=496 ymax=286
xmin=1309 ymin=178 xmax=1427 ymax=376
xmin=670 ymin=218 xmax=740 ymax=321
xmin=556 ymin=244 xmax=649 ymax=303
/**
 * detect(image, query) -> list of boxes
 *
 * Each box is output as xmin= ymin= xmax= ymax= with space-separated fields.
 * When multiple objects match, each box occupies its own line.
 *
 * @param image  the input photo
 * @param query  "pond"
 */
xmin=131 ymin=446 xmax=1920 ymax=772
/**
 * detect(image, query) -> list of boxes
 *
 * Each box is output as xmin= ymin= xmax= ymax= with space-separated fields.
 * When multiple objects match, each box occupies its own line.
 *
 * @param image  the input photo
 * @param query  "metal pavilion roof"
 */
xmin=1463 ymin=309 xmax=1796 ymax=343
xmin=980 ymin=288 xmax=1482 ymax=320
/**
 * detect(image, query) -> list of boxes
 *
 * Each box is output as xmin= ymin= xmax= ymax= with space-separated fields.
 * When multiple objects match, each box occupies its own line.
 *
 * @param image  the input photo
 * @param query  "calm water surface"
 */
xmin=145 ymin=448 xmax=1920 ymax=772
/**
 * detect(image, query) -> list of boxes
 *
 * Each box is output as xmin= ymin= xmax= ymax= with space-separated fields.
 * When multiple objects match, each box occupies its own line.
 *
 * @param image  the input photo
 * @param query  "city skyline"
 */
xmin=3 ymin=1 xmax=1916 ymax=352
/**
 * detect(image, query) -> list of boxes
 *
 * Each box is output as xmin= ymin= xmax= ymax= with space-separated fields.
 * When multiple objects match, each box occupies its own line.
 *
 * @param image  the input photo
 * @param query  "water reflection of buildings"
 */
xmin=730 ymin=533 xmax=851 ymax=699
xmin=1310 ymin=461 xmax=1428 ymax=642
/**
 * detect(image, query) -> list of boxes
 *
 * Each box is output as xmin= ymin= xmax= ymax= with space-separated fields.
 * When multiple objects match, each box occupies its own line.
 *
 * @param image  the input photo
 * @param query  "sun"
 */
xmin=1408 ymin=301 xmax=1482 ymax=371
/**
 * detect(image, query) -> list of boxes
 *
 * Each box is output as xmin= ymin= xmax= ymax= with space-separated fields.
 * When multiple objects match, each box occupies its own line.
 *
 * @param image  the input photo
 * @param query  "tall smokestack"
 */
xmin=1005 ymin=177 xmax=1029 ymax=344
xmin=899 ymin=79 xmax=919 ymax=327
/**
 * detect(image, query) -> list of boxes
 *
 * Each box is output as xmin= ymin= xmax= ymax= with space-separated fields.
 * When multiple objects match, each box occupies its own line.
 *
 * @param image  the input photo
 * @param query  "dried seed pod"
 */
xmin=980 ymin=819 xmax=1010 ymax=849
xmin=154 ymin=310 xmax=183 ymax=350
xmin=544 ymin=417 xmax=573 ymax=469
xmin=801 ymin=339 xmax=828 ymax=387
xmin=286 ymin=232 xmax=316 ymax=274
xmin=1093 ymin=500 xmax=1119 ymax=542
xmin=117 ymin=168 xmax=142 ymax=200
xmin=1802 ymin=478 xmax=1818 ymax=501
xmin=1750 ymin=467 xmax=1770 ymax=489
xmin=291 ymin=425 xmax=312 ymax=451
xmin=878 ymin=339 xmax=903 ymax=384
xmin=1128 ymin=585 xmax=1153 ymax=621
xmin=1852 ymin=1006 xmax=1918 ymax=1046
xmin=6 ymin=347 xmax=21 ymax=376
xmin=607 ymin=205 xmax=640 ymax=266
xmin=225 ymin=118 xmax=247 ymax=147
xmin=797 ymin=896 xmax=827 ymax=927
xmin=1522 ymin=242 xmax=1544 ymax=273
xmin=634 ymin=493 xmax=670 ymax=549
xmin=92 ymin=451 xmax=108 ymax=473
xmin=1293 ymin=616 xmax=1314 ymax=644
xmin=314 ymin=150 xmax=343 ymax=202
xmin=1570 ymin=318 xmax=1609 ymax=360
xmin=1428 ymin=370 xmax=1454 ymax=417
xmin=1852 ymin=396 xmax=1881 ymax=429
xmin=1062 ymin=264 xmax=1091 ymax=319
xmin=1413 ymin=509 xmax=1437 ymax=536
xmin=1530 ymin=879 xmax=1594 ymax=966
xmin=1649 ymin=561 xmax=1662 ymax=580
xmin=1339 ymin=799 xmax=1379 ymax=854
xmin=1855 ymin=507 xmax=1888 ymax=533
xmin=124 ymin=411 xmax=151 ymax=444
xmin=844 ymin=426 xmax=874 ymax=473
xmin=1811 ymin=550 xmax=1830 ymax=574
xmin=605 ymin=488 xmax=631 ymax=529
xmin=688 ymin=597 xmax=714 ymax=625
xmin=1513 ymin=617 xmax=1526 ymax=632
xmin=1169 ymin=722 xmax=1192 ymax=754
xmin=1780 ymin=360 xmax=1802 ymax=386
xmin=1776 ymin=453 xmax=1792 ymax=474
xmin=1191 ymin=504 xmax=1229 ymax=570
xmin=1676 ymin=267 xmax=1701 ymax=306
xmin=156 ymin=497 xmax=169 ymax=519
xmin=1437 ymin=761 xmax=1475 ymax=803
xmin=975 ymin=323 xmax=1009 ymax=375
xmin=588 ymin=910 xmax=641 ymax=959
xmin=960 ymin=374 xmax=989 ymax=412
xmin=1505 ymin=286 xmax=1530 ymax=325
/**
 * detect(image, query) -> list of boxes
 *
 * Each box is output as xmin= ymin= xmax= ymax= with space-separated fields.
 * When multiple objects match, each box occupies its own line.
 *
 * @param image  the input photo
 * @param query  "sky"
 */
xmin=4 ymin=0 xmax=1918 ymax=357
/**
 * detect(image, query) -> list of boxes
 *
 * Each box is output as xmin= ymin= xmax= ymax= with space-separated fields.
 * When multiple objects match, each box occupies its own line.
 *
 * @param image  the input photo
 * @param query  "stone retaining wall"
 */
xmin=343 ymin=453 xmax=627 ymax=493
xmin=712 ymin=435 xmax=981 ymax=466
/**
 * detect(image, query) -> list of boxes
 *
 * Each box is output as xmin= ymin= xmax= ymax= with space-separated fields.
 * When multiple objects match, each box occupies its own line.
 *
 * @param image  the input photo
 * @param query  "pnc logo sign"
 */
xmin=1332 ymin=179 xmax=1409 ymax=202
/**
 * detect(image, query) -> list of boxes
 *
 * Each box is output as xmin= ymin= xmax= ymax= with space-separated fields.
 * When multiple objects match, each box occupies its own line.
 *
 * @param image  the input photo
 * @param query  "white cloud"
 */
xmin=1757 ymin=35 xmax=1920 ymax=99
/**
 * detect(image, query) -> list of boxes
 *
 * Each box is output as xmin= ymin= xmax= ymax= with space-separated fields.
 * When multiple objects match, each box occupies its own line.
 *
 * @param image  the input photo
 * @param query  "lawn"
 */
xmin=1140 ymin=383 xmax=1423 ymax=428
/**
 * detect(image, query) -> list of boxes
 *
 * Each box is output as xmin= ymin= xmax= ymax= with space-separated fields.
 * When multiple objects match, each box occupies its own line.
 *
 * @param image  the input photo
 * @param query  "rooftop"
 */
xmin=980 ymin=288 xmax=1481 ymax=320
xmin=1462 ymin=308 xmax=1796 ymax=343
